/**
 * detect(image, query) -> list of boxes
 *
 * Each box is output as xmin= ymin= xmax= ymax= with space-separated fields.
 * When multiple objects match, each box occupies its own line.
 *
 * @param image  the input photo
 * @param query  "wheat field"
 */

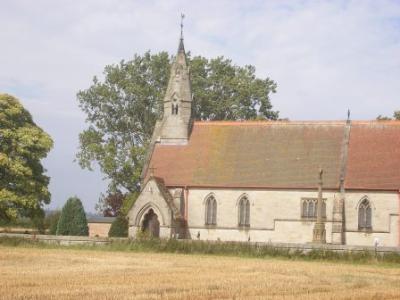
xmin=0 ymin=246 xmax=399 ymax=300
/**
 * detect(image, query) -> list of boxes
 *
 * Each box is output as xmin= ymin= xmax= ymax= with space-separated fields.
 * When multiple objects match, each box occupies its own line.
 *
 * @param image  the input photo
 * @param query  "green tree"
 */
xmin=376 ymin=115 xmax=391 ymax=121
xmin=30 ymin=208 xmax=46 ymax=234
xmin=95 ymin=190 xmax=125 ymax=217
xmin=56 ymin=197 xmax=88 ymax=236
xmin=377 ymin=111 xmax=400 ymax=120
xmin=77 ymin=52 xmax=278 ymax=192
xmin=108 ymin=215 xmax=128 ymax=237
xmin=0 ymin=93 xmax=53 ymax=221
xmin=120 ymin=192 xmax=138 ymax=216
xmin=44 ymin=210 xmax=61 ymax=235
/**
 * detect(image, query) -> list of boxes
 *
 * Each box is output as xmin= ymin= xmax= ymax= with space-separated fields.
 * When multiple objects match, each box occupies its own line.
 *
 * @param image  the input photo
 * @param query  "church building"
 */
xmin=127 ymin=36 xmax=400 ymax=247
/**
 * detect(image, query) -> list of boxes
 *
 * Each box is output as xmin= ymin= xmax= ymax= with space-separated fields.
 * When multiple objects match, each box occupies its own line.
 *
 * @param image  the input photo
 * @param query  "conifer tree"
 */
xmin=56 ymin=197 xmax=88 ymax=236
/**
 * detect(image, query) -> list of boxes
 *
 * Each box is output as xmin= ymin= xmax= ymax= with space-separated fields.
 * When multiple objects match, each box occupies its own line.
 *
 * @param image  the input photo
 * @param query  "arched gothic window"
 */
xmin=302 ymin=200 xmax=308 ymax=217
xmin=358 ymin=199 xmax=372 ymax=230
xmin=301 ymin=198 xmax=326 ymax=218
xmin=238 ymin=196 xmax=250 ymax=226
xmin=308 ymin=200 xmax=315 ymax=218
xmin=205 ymin=196 xmax=217 ymax=225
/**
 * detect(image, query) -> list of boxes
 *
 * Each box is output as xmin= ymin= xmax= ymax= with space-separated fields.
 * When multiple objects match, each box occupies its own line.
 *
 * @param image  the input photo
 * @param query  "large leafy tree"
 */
xmin=0 ymin=93 xmax=53 ymax=221
xmin=77 ymin=52 xmax=278 ymax=192
xmin=95 ymin=190 xmax=125 ymax=217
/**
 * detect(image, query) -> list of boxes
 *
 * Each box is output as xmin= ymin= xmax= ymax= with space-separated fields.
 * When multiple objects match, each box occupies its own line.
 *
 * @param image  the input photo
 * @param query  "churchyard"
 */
xmin=1 ymin=244 xmax=400 ymax=300
xmin=2 ymin=3 xmax=400 ymax=300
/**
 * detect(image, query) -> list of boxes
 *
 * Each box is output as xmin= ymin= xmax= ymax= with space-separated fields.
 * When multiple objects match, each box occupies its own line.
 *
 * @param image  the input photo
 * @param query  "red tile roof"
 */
xmin=146 ymin=121 xmax=342 ymax=189
xmin=345 ymin=121 xmax=400 ymax=190
xmin=145 ymin=120 xmax=400 ymax=191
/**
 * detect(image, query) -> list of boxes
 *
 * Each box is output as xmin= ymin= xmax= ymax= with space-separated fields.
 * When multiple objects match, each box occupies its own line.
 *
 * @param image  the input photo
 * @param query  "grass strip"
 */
xmin=1 ymin=236 xmax=400 ymax=265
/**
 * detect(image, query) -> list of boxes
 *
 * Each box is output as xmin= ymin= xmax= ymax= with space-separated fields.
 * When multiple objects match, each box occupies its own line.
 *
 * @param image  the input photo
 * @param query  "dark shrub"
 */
xmin=44 ymin=211 xmax=61 ymax=235
xmin=108 ymin=216 xmax=128 ymax=237
xmin=56 ymin=197 xmax=88 ymax=236
xmin=31 ymin=209 xmax=46 ymax=234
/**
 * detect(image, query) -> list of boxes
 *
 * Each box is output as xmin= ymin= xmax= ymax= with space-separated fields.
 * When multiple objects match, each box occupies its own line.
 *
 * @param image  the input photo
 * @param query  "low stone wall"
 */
xmin=246 ymin=241 xmax=400 ymax=254
xmin=1 ymin=232 xmax=400 ymax=254
xmin=0 ymin=233 xmax=112 ymax=246
xmin=0 ymin=227 xmax=44 ymax=234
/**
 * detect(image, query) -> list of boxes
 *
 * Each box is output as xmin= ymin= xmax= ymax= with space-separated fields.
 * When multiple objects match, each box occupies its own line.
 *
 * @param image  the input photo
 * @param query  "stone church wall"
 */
xmin=344 ymin=191 xmax=399 ymax=247
xmin=126 ymin=183 xmax=399 ymax=246
xmin=127 ymin=179 xmax=173 ymax=239
xmin=186 ymin=189 xmax=336 ymax=243
xmin=185 ymin=189 xmax=399 ymax=246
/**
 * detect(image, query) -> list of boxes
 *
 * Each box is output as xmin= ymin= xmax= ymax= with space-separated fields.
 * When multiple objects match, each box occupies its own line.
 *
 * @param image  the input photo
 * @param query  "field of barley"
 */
xmin=1 ymin=245 xmax=399 ymax=300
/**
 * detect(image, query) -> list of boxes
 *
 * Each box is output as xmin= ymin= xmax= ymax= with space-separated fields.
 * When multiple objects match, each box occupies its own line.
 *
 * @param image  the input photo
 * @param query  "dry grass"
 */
xmin=1 ymin=245 xmax=399 ymax=300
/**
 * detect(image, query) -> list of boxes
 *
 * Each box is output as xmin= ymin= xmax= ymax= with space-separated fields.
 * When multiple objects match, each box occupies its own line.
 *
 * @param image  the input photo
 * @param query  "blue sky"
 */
xmin=1 ymin=0 xmax=399 ymax=212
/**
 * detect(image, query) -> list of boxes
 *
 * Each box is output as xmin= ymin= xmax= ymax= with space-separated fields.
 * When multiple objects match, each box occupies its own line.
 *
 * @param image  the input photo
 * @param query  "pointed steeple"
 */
xmin=157 ymin=15 xmax=192 ymax=145
xmin=178 ymin=13 xmax=185 ymax=53
xmin=178 ymin=38 xmax=185 ymax=53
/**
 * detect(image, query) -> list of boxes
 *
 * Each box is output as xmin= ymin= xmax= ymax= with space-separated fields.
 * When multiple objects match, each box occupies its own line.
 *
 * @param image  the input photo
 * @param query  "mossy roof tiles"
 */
xmin=145 ymin=121 xmax=400 ymax=191
xmin=345 ymin=121 xmax=400 ymax=190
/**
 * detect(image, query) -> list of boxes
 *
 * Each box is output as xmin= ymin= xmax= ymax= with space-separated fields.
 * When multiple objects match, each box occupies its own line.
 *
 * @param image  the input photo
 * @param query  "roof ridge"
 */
xmin=194 ymin=120 xmax=346 ymax=126
xmin=193 ymin=120 xmax=400 ymax=126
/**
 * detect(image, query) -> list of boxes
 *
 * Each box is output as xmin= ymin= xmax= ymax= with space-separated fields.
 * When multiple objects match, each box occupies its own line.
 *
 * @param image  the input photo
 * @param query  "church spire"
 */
xmin=157 ymin=14 xmax=192 ymax=145
xmin=178 ymin=13 xmax=185 ymax=53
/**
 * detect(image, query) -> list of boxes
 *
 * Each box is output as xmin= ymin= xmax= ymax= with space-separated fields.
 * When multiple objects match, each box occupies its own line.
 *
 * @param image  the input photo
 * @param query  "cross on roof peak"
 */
xmin=180 ymin=13 xmax=185 ymax=40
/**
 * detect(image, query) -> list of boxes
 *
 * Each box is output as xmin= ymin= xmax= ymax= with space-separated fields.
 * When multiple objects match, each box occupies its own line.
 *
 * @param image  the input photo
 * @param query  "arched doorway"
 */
xmin=141 ymin=209 xmax=160 ymax=237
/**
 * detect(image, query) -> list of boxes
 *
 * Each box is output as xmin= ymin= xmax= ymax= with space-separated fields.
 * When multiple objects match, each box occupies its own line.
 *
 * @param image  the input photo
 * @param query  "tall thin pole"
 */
xmin=180 ymin=13 xmax=185 ymax=40
xmin=317 ymin=168 xmax=323 ymax=224
xmin=313 ymin=168 xmax=326 ymax=243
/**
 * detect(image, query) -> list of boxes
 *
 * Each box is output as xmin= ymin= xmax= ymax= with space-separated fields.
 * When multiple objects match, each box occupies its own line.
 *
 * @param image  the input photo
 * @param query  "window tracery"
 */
xmin=205 ymin=195 xmax=217 ymax=225
xmin=301 ymin=198 xmax=326 ymax=219
xmin=358 ymin=198 xmax=372 ymax=230
xmin=238 ymin=196 xmax=250 ymax=226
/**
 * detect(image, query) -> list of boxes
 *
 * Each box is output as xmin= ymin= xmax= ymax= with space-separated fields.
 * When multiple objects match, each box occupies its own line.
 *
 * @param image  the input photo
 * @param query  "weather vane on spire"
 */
xmin=180 ymin=13 xmax=185 ymax=39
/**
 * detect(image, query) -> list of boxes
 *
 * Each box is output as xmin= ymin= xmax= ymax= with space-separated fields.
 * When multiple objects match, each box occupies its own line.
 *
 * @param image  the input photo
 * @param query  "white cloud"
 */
xmin=1 ymin=0 xmax=399 ymax=211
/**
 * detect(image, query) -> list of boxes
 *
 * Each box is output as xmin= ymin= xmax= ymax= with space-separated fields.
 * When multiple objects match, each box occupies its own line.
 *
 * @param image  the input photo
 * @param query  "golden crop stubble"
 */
xmin=0 ymin=246 xmax=399 ymax=300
